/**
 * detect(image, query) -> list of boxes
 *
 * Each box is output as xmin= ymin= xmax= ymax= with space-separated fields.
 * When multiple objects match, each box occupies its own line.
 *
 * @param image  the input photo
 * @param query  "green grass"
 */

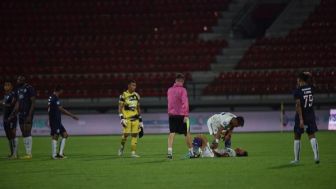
xmin=1 ymin=132 xmax=336 ymax=189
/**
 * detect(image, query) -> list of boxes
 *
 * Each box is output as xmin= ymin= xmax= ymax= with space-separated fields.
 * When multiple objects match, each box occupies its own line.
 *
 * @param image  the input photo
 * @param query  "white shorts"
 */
xmin=202 ymin=147 xmax=214 ymax=158
xmin=207 ymin=118 xmax=218 ymax=135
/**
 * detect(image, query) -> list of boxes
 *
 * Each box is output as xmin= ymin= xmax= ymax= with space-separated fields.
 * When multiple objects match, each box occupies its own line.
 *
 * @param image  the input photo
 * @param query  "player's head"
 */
xmin=17 ymin=75 xmax=26 ymax=86
xmin=232 ymin=116 xmax=244 ymax=127
xmin=235 ymin=148 xmax=248 ymax=157
xmin=127 ymin=80 xmax=136 ymax=92
xmin=297 ymin=72 xmax=310 ymax=86
xmin=3 ymin=80 xmax=13 ymax=92
xmin=54 ymin=85 xmax=63 ymax=96
xmin=175 ymin=73 xmax=185 ymax=84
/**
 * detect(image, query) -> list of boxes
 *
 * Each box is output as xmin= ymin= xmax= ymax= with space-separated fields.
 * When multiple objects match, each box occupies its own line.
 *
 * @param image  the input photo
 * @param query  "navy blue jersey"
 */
xmin=48 ymin=94 xmax=61 ymax=124
xmin=293 ymin=85 xmax=316 ymax=120
xmin=16 ymin=84 xmax=36 ymax=115
xmin=2 ymin=91 xmax=16 ymax=119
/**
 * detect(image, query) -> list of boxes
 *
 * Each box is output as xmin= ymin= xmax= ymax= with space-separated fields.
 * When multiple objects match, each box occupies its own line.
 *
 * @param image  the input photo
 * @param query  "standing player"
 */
xmin=291 ymin=72 xmax=319 ymax=164
xmin=9 ymin=76 xmax=35 ymax=159
xmin=118 ymin=80 xmax=144 ymax=158
xmin=48 ymin=85 xmax=79 ymax=159
xmin=2 ymin=81 xmax=18 ymax=159
xmin=207 ymin=112 xmax=244 ymax=150
xmin=167 ymin=73 xmax=194 ymax=159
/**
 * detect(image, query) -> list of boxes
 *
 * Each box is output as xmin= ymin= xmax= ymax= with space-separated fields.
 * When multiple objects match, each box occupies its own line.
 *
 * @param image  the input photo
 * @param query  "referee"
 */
xmin=167 ymin=73 xmax=194 ymax=159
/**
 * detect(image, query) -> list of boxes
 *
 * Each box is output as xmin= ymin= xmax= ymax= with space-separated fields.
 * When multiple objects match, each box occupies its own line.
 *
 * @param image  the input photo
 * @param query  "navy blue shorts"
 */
xmin=18 ymin=112 xmax=34 ymax=125
xmin=294 ymin=115 xmax=318 ymax=135
xmin=50 ymin=122 xmax=67 ymax=136
xmin=3 ymin=117 xmax=17 ymax=130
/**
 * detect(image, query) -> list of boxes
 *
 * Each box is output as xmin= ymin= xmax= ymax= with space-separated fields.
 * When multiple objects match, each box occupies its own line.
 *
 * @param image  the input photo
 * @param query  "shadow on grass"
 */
xmin=268 ymin=163 xmax=303 ymax=169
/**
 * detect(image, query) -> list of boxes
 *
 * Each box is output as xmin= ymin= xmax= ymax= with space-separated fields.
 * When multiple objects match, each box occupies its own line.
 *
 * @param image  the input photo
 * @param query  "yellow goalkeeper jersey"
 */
xmin=119 ymin=90 xmax=140 ymax=119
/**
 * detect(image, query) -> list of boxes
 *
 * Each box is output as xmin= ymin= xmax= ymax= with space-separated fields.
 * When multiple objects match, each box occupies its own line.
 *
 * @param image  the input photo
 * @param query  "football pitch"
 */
xmin=1 ymin=132 xmax=335 ymax=189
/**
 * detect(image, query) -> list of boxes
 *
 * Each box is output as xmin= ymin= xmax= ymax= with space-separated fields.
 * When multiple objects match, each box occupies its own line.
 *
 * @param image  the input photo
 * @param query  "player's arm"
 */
xmin=118 ymin=95 xmax=127 ymax=127
xmin=212 ymin=126 xmax=225 ymax=148
xmin=295 ymin=99 xmax=304 ymax=129
xmin=9 ymin=101 xmax=19 ymax=119
xmin=59 ymin=106 xmax=78 ymax=120
xmin=181 ymin=88 xmax=189 ymax=123
xmin=137 ymin=100 xmax=144 ymax=128
xmin=26 ymin=96 xmax=35 ymax=123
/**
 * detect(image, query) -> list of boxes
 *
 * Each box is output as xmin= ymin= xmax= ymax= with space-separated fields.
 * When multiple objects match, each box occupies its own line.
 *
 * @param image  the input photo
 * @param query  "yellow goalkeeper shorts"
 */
xmin=123 ymin=119 xmax=140 ymax=134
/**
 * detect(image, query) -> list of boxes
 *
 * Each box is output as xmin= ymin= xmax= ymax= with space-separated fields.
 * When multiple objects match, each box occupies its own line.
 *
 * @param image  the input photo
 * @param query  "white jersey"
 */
xmin=207 ymin=112 xmax=237 ymax=135
xmin=214 ymin=148 xmax=237 ymax=157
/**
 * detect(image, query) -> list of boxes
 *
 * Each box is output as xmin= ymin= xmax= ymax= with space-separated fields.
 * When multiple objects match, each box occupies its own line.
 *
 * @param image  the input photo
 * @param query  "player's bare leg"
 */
xmin=58 ymin=132 xmax=68 ymax=159
xmin=185 ymin=132 xmax=195 ymax=158
xmin=130 ymin=133 xmax=140 ymax=158
xmin=118 ymin=133 xmax=129 ymax=156
xmin=167 ymin=132 xmax=175 ymax=159
xmin=308 ymin=133 xmax=319 ymax=164
xmin=21 ymin=123 xmax=33 ymax=159
xmin=291 ymin=133 xmax=301 ymax=164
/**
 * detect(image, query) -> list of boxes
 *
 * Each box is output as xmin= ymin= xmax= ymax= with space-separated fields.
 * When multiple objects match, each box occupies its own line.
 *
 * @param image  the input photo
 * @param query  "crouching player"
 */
xmin=48 ymin=86 xmax=79 ymax=159
xmin=207 ymin=112 xmax=244 ymax=150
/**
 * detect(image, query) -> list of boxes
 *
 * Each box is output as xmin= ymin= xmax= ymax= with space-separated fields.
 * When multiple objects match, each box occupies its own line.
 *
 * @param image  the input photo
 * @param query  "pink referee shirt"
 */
xmin=167 ymin=82 xmax=189 ymax=117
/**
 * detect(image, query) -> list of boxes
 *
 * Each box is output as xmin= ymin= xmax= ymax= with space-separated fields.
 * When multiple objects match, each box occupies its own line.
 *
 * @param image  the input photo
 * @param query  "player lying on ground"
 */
xmin=207 ymin=112 xmax=244 ymax=151
xmin=48 ymin=85 xmax=79 ymax=159
xmin=192 ymin=134 xmax=248 ymax=158
xmin=1 ymin=80 xmax=18 ymax=159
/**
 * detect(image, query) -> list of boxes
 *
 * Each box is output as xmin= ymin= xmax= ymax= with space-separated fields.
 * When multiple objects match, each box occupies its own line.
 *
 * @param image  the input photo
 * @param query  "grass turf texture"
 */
xmin=1 ymin=132 xmax=335 ymax=189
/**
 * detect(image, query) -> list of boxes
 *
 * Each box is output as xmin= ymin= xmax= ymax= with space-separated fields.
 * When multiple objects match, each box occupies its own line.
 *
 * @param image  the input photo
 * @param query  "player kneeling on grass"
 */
xmin=48 ymin=85 xmax=79 ymax=160
xmin=118 ymin=80 xmax=144 ymax=158
xmin=207 ymin=112 xmax=244 ymax=151
xmin=192 ymin=134 xmax=248 ymax=158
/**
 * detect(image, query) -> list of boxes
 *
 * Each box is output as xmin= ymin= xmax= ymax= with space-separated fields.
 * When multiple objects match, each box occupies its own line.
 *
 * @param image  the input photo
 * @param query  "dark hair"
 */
xmin=237 ymin=151 xmax=248 ymax=157
xmin=236 ymin=116 xmax=244 ymax=127
xmin=54 ymin=85 xmax=63 ymax=92
xmin=298 ymin=72 xmax=309 ymax=82
xmin=176 ymin=73 xmax=185 ymax=80
xmin=128 ymin=80 xmax=136 ymax=84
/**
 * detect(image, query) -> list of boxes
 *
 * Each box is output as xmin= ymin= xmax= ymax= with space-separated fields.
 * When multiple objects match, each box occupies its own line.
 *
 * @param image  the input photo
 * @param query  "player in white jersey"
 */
xmin=207 ymin=112 xmax=244 ymax=150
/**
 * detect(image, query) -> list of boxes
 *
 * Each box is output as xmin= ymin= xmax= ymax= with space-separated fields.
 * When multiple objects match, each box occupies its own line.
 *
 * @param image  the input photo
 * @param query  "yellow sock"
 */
xmin=131 ymin=137 xmax=137 ymax=152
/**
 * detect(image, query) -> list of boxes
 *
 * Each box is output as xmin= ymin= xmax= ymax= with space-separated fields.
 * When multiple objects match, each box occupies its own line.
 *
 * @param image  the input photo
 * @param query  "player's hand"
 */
xmin=139 ymin=122 xmax=144 ymax=128
xmin=72 ymin=115 xmax=79 ymax=120
xmin=211 ymin=140 xmax=219 ymax=149
xmin=120 ymin=119 xmax=127 ymax=128
xmin=183 ymin=116 xmax=189 ymax=123
xmin=299 ymin=119 xmax=304 ymax=129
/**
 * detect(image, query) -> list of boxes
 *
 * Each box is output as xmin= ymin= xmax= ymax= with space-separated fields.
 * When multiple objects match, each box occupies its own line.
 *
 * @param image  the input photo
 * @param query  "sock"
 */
xmin=294 ymin=140 xmax=301 ymax=161
xmin=168 ymin=147 xmax=173 ymax=155
xmin=225 ymin=139 xmax=231 ymax=148
xmin=23 ymin=136 xmax=32 ymax=155
xmin=120 ymin=136 xmax=127 ymax=149
xmin=206 ymin=142 xmax=210 ymax=148
xmin=59 ymin=138 xmax=66 ymax=156
xmin=13 ymin=138 xmax=18 ymax=156
xmin=8 ymin=139 xmax=13 ymax=155
xmin=189 ymin=147 xmax=194 ymax=155
xmin=310 ymin=138 xmax=319 ymax=160
xmin=131 ymin=137 xmax=137 ymax=153
xmin=52 ymin=140 xmax=57 ymax=157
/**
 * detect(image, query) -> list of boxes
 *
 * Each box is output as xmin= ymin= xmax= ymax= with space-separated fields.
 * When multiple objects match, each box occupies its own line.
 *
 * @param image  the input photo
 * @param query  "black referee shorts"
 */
xmin=169 ymin=115 xmax=189 ymax=136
